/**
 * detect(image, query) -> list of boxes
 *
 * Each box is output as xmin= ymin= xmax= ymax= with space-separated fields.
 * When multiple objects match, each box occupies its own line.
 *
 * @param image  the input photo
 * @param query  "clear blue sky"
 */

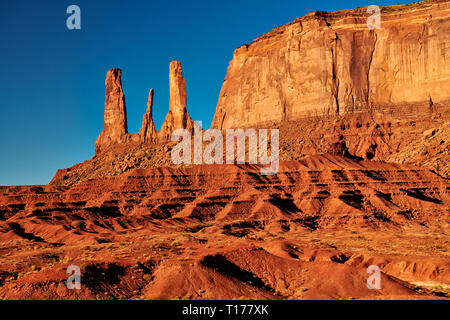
xmin=0 ymin=0 xmax=406 ymax=185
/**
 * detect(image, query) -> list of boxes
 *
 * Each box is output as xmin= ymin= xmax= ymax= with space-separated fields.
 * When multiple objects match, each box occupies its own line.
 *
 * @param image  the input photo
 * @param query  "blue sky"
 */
xmin=0 ymin=0 xmax=407 ymax=185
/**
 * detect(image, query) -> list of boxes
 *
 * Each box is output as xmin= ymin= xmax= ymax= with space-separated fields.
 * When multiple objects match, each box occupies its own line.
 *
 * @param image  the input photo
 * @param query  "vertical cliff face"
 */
xmin=159 ymin=60 xmax=194 ymax=141
xmin=139 ymin=89 xmax=157 ymax=143
xmin=211 ymin=1 xmax=450 ymax=129
xmin=95 ymin=68 xmax=129 ymax=153
xmin=367 ymin=3 xmax=450 ymax=110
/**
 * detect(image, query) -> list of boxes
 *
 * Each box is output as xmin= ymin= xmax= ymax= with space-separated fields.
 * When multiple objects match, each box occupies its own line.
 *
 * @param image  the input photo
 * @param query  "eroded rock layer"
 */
xmin=0 ymin=155 xmax=449 ymax=299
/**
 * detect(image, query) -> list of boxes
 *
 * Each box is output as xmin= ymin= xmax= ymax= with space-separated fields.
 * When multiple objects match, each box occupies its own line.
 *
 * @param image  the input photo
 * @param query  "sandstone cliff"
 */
xmin=211 ymin=1 xmax=450 ymax=129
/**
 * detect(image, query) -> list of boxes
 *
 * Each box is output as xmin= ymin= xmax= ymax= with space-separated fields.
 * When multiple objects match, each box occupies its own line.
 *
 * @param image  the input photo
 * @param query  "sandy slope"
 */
xmin=0 ymin=155 xmax=448 ymax=299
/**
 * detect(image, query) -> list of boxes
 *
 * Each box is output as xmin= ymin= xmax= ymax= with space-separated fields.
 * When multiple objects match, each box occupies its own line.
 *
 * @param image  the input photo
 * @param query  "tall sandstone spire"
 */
xmin=139 ymin=89 xmax=157 ymax=143
xmin=159 ymin=60 xmax=194 ymax=141
xmin=95 ymin=68 xmax=128 ymax=153
xmin=95 ymin=61 xmax=195 ymax=153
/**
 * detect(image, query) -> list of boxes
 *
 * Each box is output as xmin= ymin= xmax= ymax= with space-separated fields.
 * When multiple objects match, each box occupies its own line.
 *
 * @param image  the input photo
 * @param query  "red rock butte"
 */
xmin=212 ymin=0 xmax=450 ymax=129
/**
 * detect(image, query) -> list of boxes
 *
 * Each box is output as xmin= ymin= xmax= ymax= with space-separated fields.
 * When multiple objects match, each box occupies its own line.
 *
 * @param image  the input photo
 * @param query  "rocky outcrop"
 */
xmin=95 ymin=61 xmax=195 ymax=153
xmin=53 ymin=2 xmax=450 ymax=186
xmin=211 ymin=1 xmax=450 ymax=129
xmin=139 ymin=89 xmax=157 ymax=143
xmin=95 ymin=68 xmax=129 ymax=153
xmin=159 ymin=60 xmax=194 ymax=141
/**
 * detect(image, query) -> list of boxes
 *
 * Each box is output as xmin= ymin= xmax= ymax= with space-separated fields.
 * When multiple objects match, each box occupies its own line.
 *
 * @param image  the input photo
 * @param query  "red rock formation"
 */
xmin=3 ymin=3 xmax=450 ymax=301
xmin=139 ymin=89 xmax=157 ymax=143
xmin=211 ymin=1 xmax=450 ymax=129
xmin=95 ymin=61 xmax=196 ymax=152
xmin=159 ymin=60 xmax=194 ymax=140
xmin=95 ymin=68 xmax=129 ymax=153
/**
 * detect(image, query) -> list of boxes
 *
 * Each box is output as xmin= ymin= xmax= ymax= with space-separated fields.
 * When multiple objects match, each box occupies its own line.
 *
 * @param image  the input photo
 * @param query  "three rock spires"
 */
xmin=95 ymin=60 xmax=194 ymax=153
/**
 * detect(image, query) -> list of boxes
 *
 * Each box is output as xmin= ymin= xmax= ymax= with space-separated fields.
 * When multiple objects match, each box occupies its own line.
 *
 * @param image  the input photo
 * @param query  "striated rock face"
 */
xmin=211 ymin=1 xmax=450 ymax=129
xmin=95 ymin=68 xmax=128 ymax=153
xmin=139 ymin=89 xmax=157 ymax=143
xmin=159 ymin=60 xmax=194 ymax=141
